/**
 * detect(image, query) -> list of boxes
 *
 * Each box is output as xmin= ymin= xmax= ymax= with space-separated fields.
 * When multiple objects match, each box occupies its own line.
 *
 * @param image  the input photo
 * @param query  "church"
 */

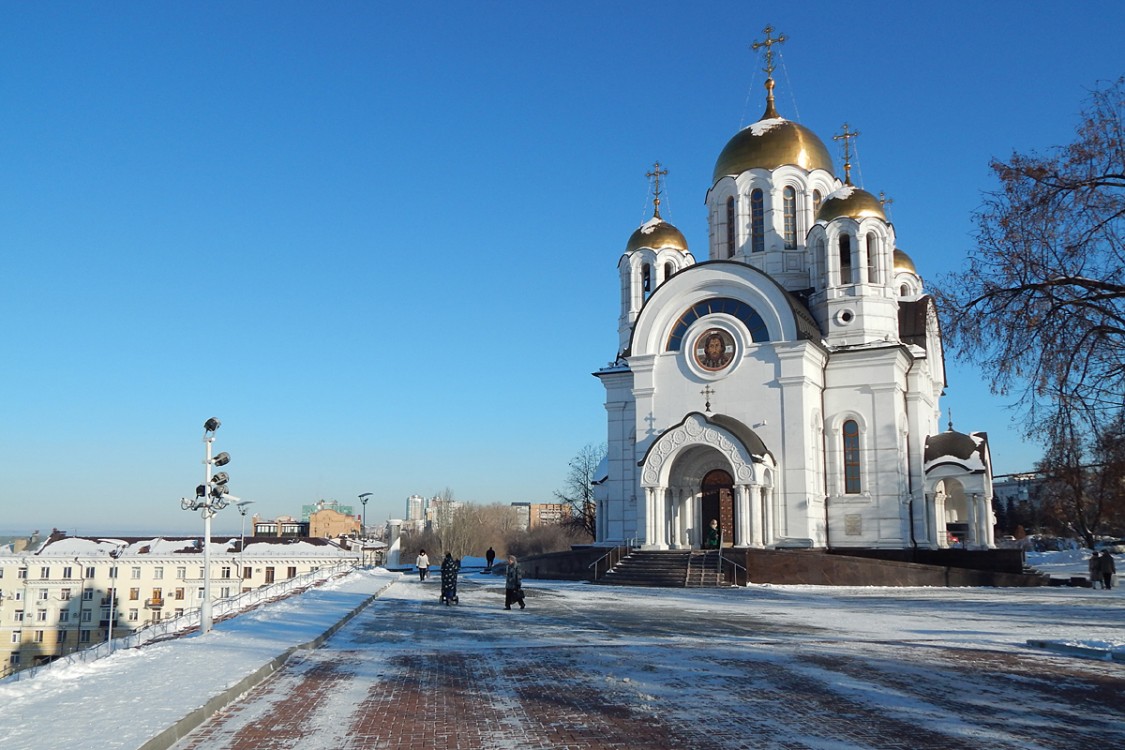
xmin=593 ymin=29 xmax=995 ymax=553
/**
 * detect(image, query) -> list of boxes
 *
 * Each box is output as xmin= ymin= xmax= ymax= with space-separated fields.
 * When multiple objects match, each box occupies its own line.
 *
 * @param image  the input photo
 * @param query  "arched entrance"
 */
xmin=701 ymin=469 xmax=735 ymax=547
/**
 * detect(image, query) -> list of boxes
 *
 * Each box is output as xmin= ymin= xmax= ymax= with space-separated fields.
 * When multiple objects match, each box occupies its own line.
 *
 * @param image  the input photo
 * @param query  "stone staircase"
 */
xmin=596 ymin=550 xmax=730 ymax=588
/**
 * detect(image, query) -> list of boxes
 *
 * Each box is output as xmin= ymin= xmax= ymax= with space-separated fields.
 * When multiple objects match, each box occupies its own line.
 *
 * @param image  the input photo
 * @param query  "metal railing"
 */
xmin=588 ymin=544 xmax=632 ymax=581
xmin=1 ymin=561 xmax=356 ymax=684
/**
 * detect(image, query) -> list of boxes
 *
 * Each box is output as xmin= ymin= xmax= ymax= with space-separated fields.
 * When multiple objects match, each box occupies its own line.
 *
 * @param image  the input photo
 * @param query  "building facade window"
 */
xmin=131 ymin=567 xmax=141 ymax=580
xmin=154 ymin=567 xmax=164 ymax=580
xmin=11 ymin=631 xmax=21 ymax=643
xmin=175 ymin=588 xmax=185 ymax=600
xmin=129 ymin=609 xmax=139 ymax=622
xmin=40 ymin=567 xmax=50 ymax=579
xmin=81 ymin=590 xmax=93 ymax=601
xmin=725 ymin=196 xmax=736 ymax=257
xmin=843 ymin=419 xmax=861 ymax=494
xmin=80 ymin=630 xmax=91 ymax=643
xmin=63 ymin=566 xmax=73 ymax=579
xmin=839 ymin=234 xmax=853 ymax=284
xmin=783 ymin=186 xmax=797 ymax=249
xmin=129 ymin=588 xmax=140 ymax=601
xmin=84 ymin=567 xmax=95 ymax=579
xmin=221 ymin=566 xmax=232 ymax=579
xmin=61 ymin=588 xmax=71 ymax=601
xmin=288 ymin=567 xmax=297 ymax=579
xmin=59 ymin=610 xmax=70 ymax=623
xmin=866 ymin=234 xmax=878 ymax=284
xmin=265 ymin=567 xmax=276 ymax=584
xmin=750 ymin=189 xmax=765 ymax=252
xmin=81 ymin=610 xmax=92 ymax=623
xmin=18 ymin=568 xmax=27 ymax=579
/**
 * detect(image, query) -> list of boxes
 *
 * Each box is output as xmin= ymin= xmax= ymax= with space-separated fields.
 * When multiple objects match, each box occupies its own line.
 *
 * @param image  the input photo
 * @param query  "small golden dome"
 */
xmin=712 ymin=118 xmax=834 ymax=183
xmin=893 ymin=248 xmax=917 ymax=273
xmin=625 ymin=216 xmax=689 ymax=254
xmin=816 ymin=185 xmax=886 ymax=222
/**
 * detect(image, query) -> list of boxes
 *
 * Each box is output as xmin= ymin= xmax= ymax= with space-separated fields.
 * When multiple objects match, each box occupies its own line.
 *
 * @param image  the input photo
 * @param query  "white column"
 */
xmin=643 ymin=487 xmax=656 ymax=547
xmin=756 ymin=488 xmax=765 ymax=546
xmin=734 ymin=484 xmax=750 ymax=547
xmin=761 ymin=486 xmax=774 ymax=546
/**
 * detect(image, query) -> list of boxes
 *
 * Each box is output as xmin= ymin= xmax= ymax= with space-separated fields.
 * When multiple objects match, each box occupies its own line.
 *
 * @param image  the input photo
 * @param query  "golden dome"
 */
xmin=712 ymin=117 xmax=834 ymax=183
xmin=626 ymin=216 xmax=689 ymax=254
xmin=816 ymin=185 xmax=886 ymax=222
xmin=894 ymin=248 xmax=917 ymax=273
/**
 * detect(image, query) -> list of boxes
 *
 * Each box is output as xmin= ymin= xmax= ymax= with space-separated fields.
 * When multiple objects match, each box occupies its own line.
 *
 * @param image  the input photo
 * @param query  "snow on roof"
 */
xmin=26 ymin=535 xmax=354 ymax=558
xmin=747 ymin=117 xmax=786 ymax=136
xmin=639 ymin=216 xmax=664 ymax=234
xmin=825 ymin=185 xmax=857 ymax=201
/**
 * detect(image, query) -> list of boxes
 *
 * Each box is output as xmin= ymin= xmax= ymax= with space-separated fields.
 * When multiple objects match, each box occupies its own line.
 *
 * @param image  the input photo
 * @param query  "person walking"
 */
xmin=704 ymin=519 xmax=721 ymax=549
xmin=416 ymin=549 xmax=430 ymax=582
xmin=485 ymin=546 xmax=496 ymax=572
xmin=440 ymin=552 xmax=460 ymax=605
xmin=504 ymin=554 xmax=525 ymax=610
xmin=1099 ymin=550 xmax=1117 ymax=590
xmin=1090 ymin=551 xmax=1103 ymax=589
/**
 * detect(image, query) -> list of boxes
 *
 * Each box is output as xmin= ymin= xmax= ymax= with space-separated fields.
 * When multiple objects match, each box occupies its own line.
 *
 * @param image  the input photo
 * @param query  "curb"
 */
xmin=136 ymin=576 xmax=399 ymax=750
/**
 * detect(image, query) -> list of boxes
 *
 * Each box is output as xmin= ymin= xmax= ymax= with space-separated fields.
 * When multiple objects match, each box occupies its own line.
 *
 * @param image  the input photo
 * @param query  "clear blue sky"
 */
xmin=2 ymin=2 xmax=1122 ymax=536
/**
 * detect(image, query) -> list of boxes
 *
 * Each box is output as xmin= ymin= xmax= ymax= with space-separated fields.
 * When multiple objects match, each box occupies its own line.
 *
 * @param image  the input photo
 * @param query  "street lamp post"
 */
xmin=106 ymin=545 xmax=124 ymax=652
xmin=358 ymin=493 xmax=372 ymax=567
xmin=236 ymin=500 xmax=254 ymax=588
xmin=180 ymin=417 xmax=236 ymax=635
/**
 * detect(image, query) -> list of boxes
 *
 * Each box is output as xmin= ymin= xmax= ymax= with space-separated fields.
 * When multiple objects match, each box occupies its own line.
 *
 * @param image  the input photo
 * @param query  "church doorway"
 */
xmin=701 ymin=469 xmax=735 ymax=547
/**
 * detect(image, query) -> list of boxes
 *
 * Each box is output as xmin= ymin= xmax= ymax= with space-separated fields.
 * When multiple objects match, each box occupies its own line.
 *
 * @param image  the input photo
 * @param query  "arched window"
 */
xmin=750 ymin=189 xmax=764 ymax=253
xmin=843 ymin=420 xmax=861 ymax=494
xmin=664 ymin=262 xmax=674 ymax=281
xmin=642 ymin=263 xmax=651 ymax=300
xmin=839 ymin=234 xmax=852 ymax=284
xmin=866 ymin=234 xmax=878 ymax=284
xmin=815 ymin=237 xmax=826 ymax=282
xmin=725 ymin=196 xmax=736 ymax=258
xmin=900 ymin=283 xmax=909 ymax=297
xmin=813 ymin=189 xmax=823 ymax=216
xmin=783 ymin=186 xmax=797 ymax=249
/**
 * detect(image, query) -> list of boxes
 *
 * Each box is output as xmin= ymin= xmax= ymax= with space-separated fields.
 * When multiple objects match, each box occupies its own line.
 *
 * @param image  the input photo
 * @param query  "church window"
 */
xmin=782 ymin=186 xmax=797 ymax=249
xmin=900 ymin=284 xmax=909 ymax=297
xmin=843 ymin=420 xmax=861 ymax=494
xmin=866 ymin=234 xmax=879 ymax=284
xmin=839 ymin=234 xmax=852 ymax=284
xmin=642 ymin=263 xmax=652 ymax=299
xmin=813 ymin=190 xmax=823 ymax=215
xmin=750 ymin=189 xmax=764 ymax=253
xmin=725 ymin=196 xmax=736 ymax=258
xmin=666 ymin=297 xmax=769 ymax=351
xmin=815 ymin=237 xmax=826 ymax=281
xmin=664 ymin=262 xmax=674 ymax=282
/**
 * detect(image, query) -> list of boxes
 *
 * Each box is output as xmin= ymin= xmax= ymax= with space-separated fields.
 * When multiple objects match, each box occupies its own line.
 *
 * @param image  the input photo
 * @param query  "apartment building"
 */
xmin=0 ymin=531 xmax=358 ymax=676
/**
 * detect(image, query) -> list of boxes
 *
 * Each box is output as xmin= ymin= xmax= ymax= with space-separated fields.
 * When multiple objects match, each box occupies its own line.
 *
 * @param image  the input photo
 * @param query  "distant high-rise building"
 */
xmin=406 ymin=495 xmax=427 ymax=522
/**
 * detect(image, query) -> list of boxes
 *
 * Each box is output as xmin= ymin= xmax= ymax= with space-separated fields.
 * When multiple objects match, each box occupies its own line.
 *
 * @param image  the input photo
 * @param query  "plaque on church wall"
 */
xmin=693 ymin=328 xmax=735 ymax=371
xmin=844 ymin=514 xmax=862 ymax=536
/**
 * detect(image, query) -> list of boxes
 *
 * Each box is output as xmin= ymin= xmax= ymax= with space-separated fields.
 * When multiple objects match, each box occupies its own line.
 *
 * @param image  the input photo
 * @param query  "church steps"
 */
xmin=596 ymin=550 xmax=730 ymax=588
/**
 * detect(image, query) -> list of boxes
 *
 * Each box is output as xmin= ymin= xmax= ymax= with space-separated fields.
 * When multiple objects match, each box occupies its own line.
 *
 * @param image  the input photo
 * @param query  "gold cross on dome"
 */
xmin=701 ymin=385 xmax=715 ymax=413
xmin=834 ymin=123 xmax=861 ymax=185
xmin=879 ymin=191 xmax=894 ymax=208
xmin=646 ymin=161 xmax=668 ymax=218
xmin=751 ymin=25 xmax=787 ymax=79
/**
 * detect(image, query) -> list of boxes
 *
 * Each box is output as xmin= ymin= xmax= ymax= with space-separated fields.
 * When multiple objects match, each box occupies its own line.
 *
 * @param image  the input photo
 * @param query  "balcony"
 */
xmin=144 ymin=598 xmax=164 ymax=609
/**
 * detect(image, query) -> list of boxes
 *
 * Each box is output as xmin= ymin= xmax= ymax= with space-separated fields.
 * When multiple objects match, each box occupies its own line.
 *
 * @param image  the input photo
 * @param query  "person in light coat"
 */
xmin=416 ymin=549 xmax=430 ymax=582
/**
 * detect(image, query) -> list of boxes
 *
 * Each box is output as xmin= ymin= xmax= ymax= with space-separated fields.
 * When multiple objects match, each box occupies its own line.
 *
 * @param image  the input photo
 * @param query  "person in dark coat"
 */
xmin=440 ymin=552 xmax=460 ymax=605
xmin=1090 ymin=552 xmax=1103 ymax=589
xmin=1099 ymin=550 xmax=1117 ymax=590
xmin=485 ymin=546 xmax=496 ymax=572
xmin=504 ymin=554 xmax=525 ymax=610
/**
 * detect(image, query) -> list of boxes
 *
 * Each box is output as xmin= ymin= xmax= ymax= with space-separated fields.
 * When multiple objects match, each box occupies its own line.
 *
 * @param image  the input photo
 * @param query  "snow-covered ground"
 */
xmin=0 ymin=552 xmax=1121 ymax=750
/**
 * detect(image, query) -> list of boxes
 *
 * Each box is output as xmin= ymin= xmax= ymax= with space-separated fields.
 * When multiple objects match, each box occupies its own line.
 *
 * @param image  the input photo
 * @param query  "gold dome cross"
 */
xmin=834 ymin=123 xmax=861 ymax=185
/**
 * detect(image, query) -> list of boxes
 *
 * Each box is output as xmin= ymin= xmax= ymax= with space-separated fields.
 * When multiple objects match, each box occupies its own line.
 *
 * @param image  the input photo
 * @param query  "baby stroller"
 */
xmin=440 ymin=554 xmax=460 ymax=605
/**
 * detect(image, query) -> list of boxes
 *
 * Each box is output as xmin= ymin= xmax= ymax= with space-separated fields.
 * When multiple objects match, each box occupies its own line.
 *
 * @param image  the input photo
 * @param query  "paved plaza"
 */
xmin=173 ymin=575 xmax=1124 ymax=750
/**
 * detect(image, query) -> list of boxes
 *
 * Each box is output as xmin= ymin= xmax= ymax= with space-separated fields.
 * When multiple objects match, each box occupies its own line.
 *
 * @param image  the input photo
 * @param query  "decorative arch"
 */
xmin=666 ymin=297 xmax=771 ymax=352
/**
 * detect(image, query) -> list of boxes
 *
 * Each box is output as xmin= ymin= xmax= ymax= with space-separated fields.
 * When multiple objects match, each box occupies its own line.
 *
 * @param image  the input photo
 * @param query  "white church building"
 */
xmin=593 ymin=34 xmax=994 ymax=553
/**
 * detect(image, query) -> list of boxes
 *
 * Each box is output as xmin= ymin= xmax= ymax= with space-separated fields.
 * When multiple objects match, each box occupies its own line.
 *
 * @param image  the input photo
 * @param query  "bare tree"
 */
xmin=1035 ymin=414 xmax=1125 ymax=546
xmin=934 ymin=77 xmax=1125 ymax=435
xmin=553 ymin=443 xmax=605 ymax=538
